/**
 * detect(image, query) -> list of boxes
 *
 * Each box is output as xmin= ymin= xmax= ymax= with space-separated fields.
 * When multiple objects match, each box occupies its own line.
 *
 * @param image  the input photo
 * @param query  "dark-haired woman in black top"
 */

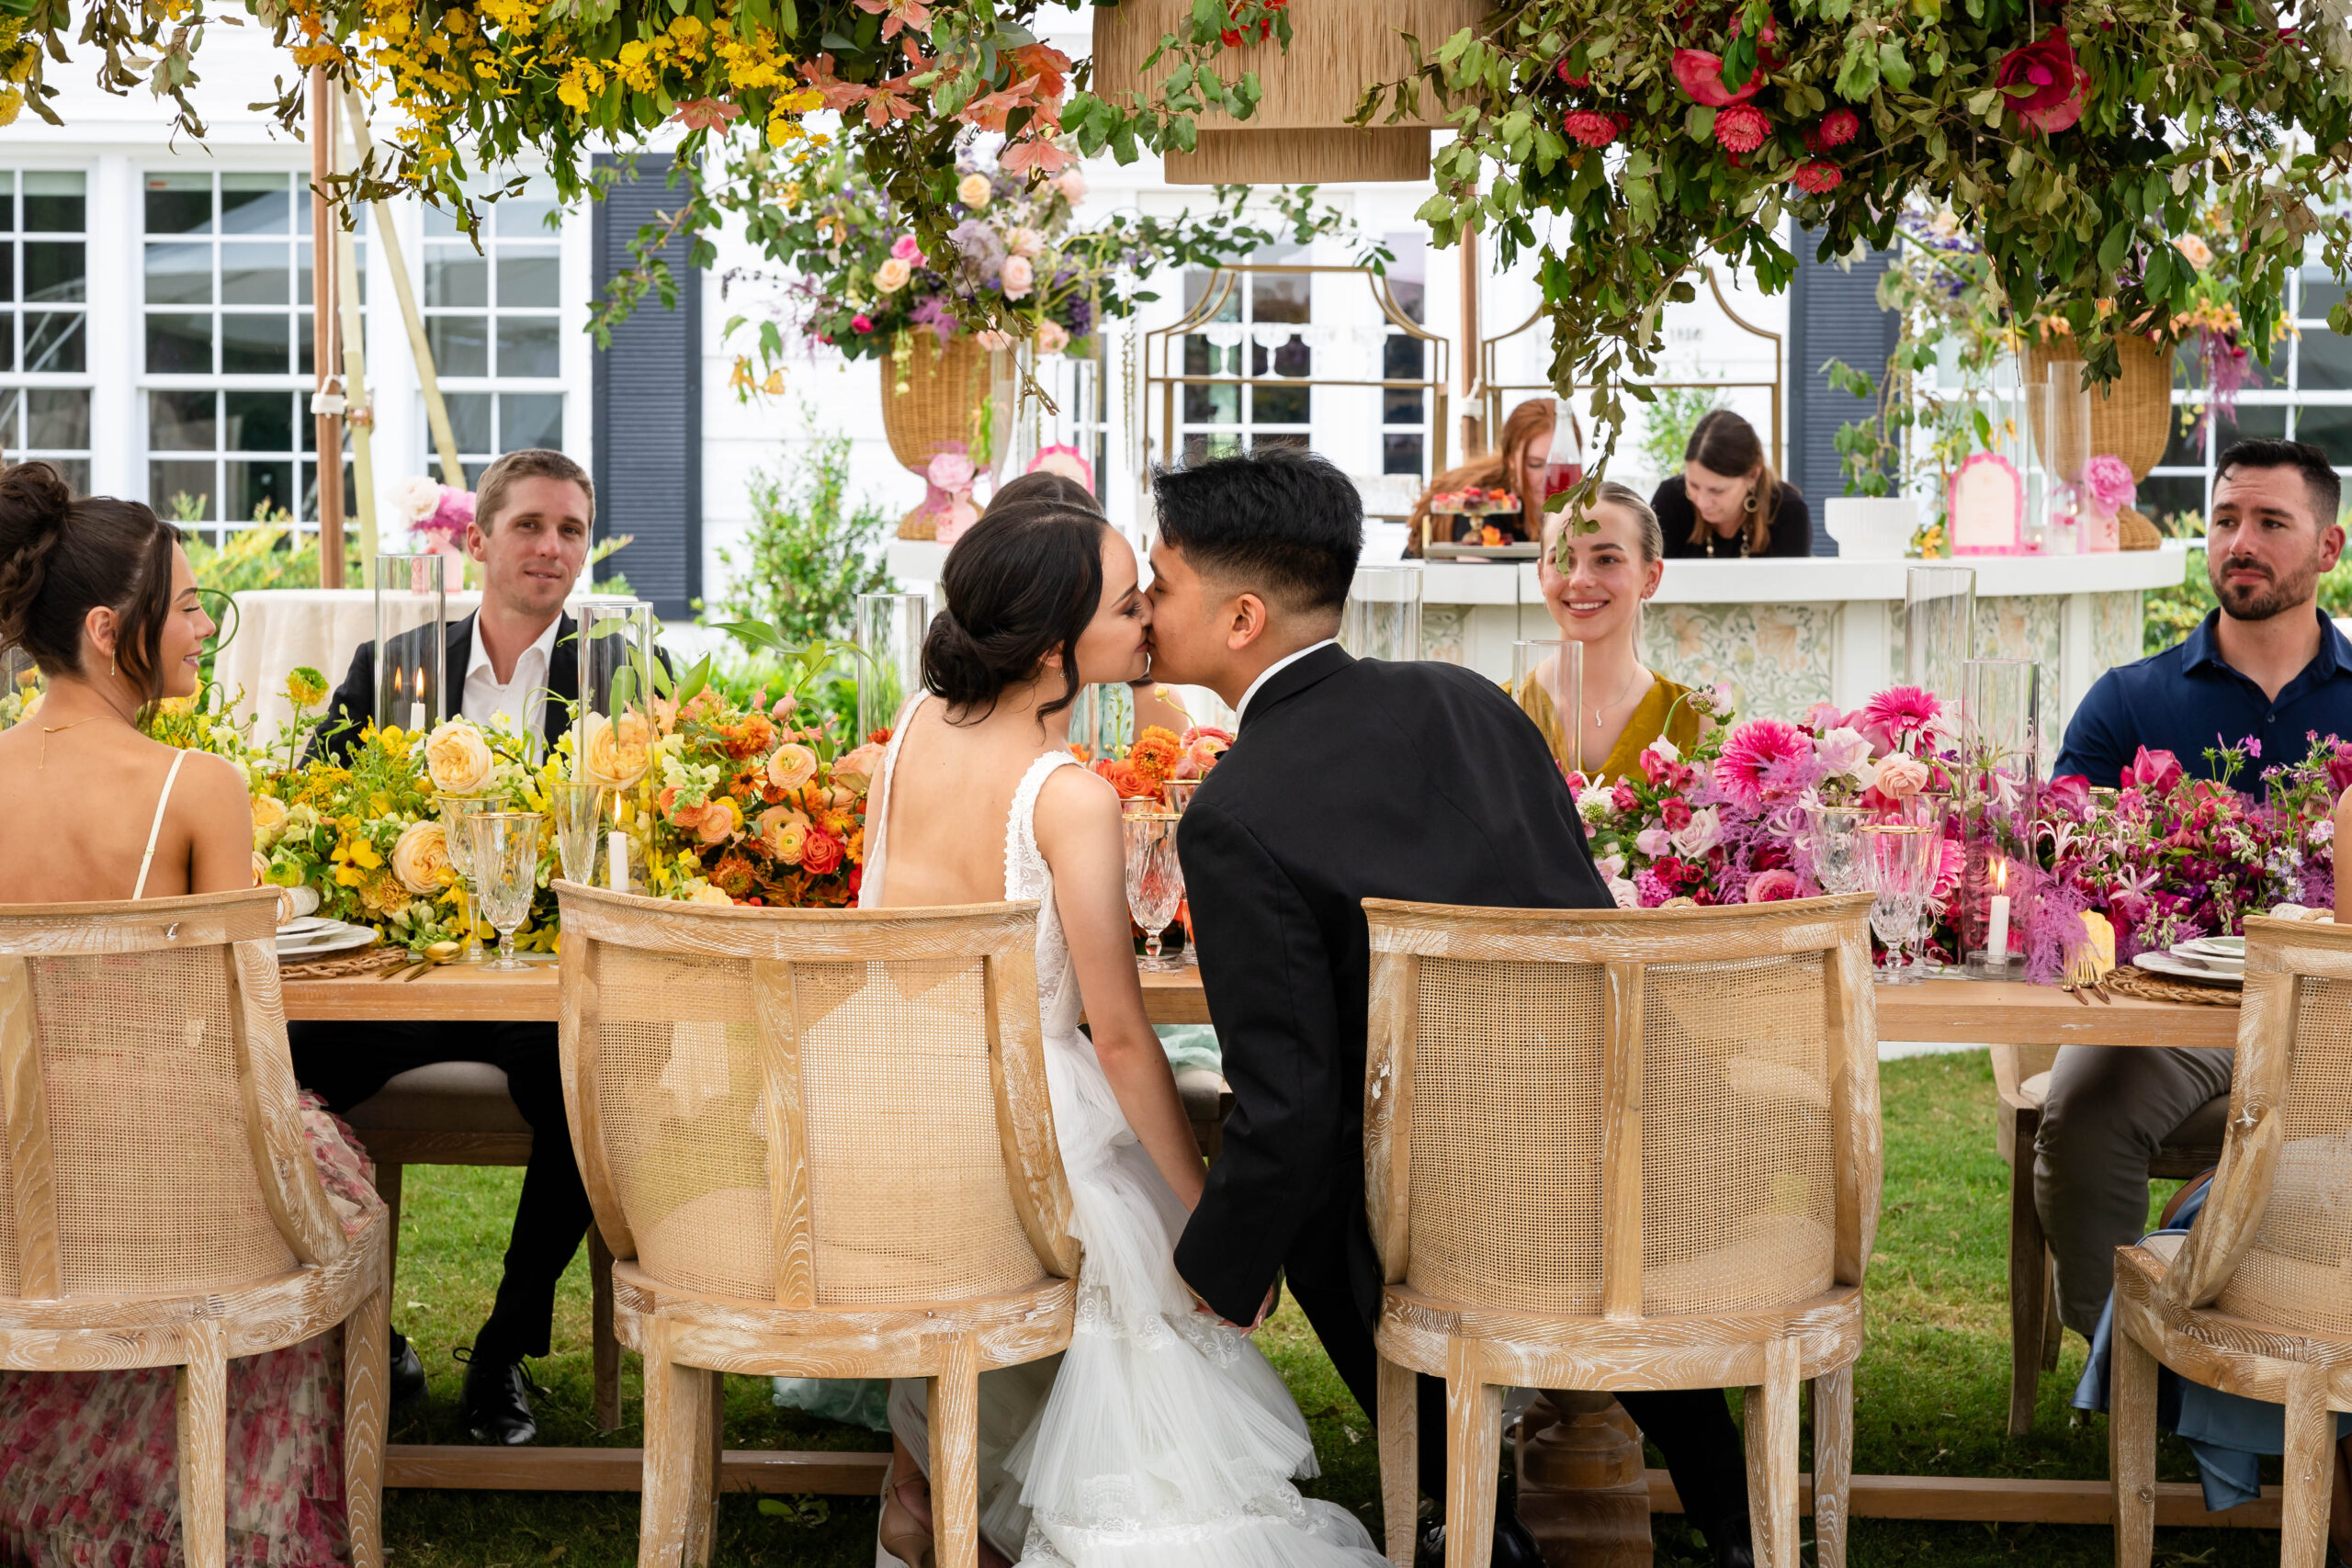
xmin=1654 ymin=408 xmax=1814 ymax=558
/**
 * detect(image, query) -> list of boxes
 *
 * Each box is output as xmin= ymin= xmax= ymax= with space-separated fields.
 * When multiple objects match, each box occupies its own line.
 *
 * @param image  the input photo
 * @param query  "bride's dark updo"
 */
xmin=0 ymin=461 xmax=182 ymax=698
xmin=922 ymin=497 xmax=1108 ymax=722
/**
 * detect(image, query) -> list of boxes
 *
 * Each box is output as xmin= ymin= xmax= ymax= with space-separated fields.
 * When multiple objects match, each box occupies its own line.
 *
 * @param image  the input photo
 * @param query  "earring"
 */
xmin=1744 ymin=490 xmax=1759 ymax=515
xmin=110 ymin=651 xmax=117 ymax=679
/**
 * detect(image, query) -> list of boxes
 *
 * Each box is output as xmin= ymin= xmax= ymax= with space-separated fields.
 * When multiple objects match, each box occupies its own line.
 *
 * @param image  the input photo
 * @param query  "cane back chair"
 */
xmin=1363 ymin=894 xmax=1882 ymax=1568
xmin=2111 ymin=914 xmax=2352 ymax=1568
xmin=0 ymin=889 xmax=391 ymax=1568
xmin=554 ymin=883 xmax=1080 ymax=1568
xmin=1992 ymin=1042 xmax=2226 ymax=1434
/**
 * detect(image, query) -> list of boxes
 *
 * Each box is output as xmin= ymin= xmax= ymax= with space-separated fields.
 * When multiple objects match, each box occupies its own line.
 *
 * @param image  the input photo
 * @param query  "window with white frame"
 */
xmin=0 ymin=170 xmax=92 ymax=494
xmin=1380 ymin=242 xmax=1429 ymax=479
xmin=1179 ymin=246 xmax=1312 ymax=467
xmin=2140 ymin=265 xmax=2352 ymax=525
xmin=141 ymin=170 xmax=362 ymax=535
xmin=422 ymin=181 xmax=564 ymax=485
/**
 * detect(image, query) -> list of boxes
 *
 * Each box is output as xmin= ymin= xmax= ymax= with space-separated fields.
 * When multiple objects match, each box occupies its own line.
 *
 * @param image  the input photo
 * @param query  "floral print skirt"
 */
xmin=0 ymin=1096 xmax=384 ymax=1567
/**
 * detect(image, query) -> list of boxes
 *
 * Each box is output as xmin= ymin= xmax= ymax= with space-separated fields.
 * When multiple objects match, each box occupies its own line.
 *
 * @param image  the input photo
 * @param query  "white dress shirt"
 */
xmin=461 ymin=615 xmax=562 ymax=741
xmin=1235 ymin=637 xmax=1339 ymax=725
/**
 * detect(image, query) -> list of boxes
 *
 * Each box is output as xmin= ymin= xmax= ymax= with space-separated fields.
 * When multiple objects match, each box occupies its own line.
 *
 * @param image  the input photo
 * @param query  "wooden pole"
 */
xmin=337 ymin=189 xmax=377 ymax=580
xmin=1458 ymin=219 xmax=1484 ymax=458
xmin=309 ymin=67 xmax=346 ymax=588
xmin=344 ymin=85 xmax=467 ymax=490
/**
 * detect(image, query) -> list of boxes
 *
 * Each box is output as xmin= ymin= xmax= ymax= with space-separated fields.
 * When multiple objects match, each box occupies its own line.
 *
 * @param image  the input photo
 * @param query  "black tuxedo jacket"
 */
xmin=1171 ymin=644 xmax=1612 ymax=1325
xmin=318 ymin=610 xmax=579 ymax=763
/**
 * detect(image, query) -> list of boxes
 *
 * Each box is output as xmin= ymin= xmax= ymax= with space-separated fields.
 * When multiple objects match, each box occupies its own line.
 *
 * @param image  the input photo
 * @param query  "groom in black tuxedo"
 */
xmin=1148 ymin=448 xmax=1754 ymax=1568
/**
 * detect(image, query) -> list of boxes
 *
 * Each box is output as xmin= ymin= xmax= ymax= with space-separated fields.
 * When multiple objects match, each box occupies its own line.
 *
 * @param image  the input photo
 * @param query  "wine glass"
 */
xmin=1123 ymin=812 xmax=1186 ymax=974
xmin=468 ymin=811 xmax=545 ymax=972
xmin=1859 ymin=823 xmax=1937 ymax=985
xmin=548 ymin=779 xmax=605 ymax=886
xmin=1161 ymin=778 xmax=1203 ymax=815
xmin=1805 ymin=805 xmax=1871 ymax=895
xmin=438 ymin=794 xmax=490 ymax=964
xmin=1893 ymin=792 xmax=1952 ymax=977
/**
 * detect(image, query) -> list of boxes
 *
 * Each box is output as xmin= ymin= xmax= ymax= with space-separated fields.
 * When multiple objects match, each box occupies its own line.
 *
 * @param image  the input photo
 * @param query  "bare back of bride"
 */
xmin=859 ymin=495 xmax=1385 ymax=1568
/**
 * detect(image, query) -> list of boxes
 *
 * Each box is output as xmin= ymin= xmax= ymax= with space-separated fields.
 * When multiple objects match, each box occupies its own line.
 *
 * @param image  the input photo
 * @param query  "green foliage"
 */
xmin=1379 ymin=0 xmax=2352 ymax=498
xmin=1635 ymin=384 xmax=1727 ymax=479
xmin=708 ymin=424 xmax=895 ymax=648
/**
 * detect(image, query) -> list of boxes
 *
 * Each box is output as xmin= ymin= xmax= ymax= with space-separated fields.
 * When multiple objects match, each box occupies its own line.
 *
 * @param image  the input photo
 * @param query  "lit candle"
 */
xmin=409 ymin=666 xmax=427 ymax=733
xmin=1986 ymin=859 xmax=2011 ymax=964
xmin=607 ymin=830 xmax=628 ymax=893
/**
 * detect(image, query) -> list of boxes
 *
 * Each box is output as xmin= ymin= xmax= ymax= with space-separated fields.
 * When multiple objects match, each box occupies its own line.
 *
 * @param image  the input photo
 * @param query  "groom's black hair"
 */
xmin=1151 ymin=446 xmax=1362 ymax=615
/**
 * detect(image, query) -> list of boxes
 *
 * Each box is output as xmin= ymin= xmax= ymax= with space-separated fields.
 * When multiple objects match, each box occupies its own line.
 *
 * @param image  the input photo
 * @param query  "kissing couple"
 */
xmin=867 ymin=449 xmax=1756 ymax=1568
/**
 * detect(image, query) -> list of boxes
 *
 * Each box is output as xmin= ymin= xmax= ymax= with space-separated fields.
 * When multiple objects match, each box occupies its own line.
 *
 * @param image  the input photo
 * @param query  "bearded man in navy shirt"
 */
xmin=2041 ymin=438 xmax=2352 ymax=1342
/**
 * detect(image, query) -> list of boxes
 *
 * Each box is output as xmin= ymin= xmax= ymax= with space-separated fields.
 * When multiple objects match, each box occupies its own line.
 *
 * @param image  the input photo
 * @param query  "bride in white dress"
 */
xmin=859 ymin=494 xmax=1386 ymax=1568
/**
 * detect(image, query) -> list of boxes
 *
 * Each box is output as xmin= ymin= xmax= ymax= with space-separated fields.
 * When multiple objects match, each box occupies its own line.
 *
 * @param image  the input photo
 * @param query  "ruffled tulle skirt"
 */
xmin=885 ymin=1032 xmax=1385 ymax=1568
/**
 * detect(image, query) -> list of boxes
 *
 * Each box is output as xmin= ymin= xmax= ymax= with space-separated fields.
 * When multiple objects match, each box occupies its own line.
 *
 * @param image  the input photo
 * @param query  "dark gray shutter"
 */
xmin=1788 ymin=226 xmax=1900 ymax=554
xmin=592 ymin=154 xmax=701 ymax=618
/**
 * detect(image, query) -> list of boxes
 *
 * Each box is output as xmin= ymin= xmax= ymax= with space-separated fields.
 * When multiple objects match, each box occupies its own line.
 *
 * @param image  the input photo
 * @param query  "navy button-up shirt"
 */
xmin=2054 ymin=608 xmax=2352 ymax=788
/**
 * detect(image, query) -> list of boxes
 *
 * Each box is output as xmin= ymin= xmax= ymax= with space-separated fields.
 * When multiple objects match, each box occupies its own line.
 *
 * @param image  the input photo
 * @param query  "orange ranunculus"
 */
xmin=766 ymin=742 xmax=820 ymax=792
xmin=759 ymin=806 xmax=811 ymax=863
xmin=1130 ymin=727 xmax=1182 ymax=787
xmin=1093 ymin=758 xmax=1150 ymax=798
xmin=695 ymin=797 xmax=743 ymax=845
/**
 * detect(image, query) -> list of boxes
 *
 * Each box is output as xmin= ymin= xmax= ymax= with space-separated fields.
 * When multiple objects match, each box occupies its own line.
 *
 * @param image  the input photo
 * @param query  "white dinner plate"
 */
xmin=2168 ymin=942 xmax=2245 ymax=975
xmin=2136 ymin=950 xmax=2243 ymax=989
xmin=277 ymin=914 xmax=336 ymax=938
xmin=276 ymin=921 xmax=378 ymax=962
xmin=2182 ymin=935 xmax=2246 ymax=959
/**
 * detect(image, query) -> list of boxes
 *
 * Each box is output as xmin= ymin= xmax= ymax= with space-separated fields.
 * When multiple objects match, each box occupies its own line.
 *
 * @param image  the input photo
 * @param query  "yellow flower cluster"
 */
xmin=0 ymin=14 xmax=38 ymax=130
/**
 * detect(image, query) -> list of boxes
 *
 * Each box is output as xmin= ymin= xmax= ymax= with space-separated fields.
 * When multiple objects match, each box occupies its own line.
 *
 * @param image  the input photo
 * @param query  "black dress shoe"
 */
xmin=389 ymin=1329 xmax=426 ymax=1411
xmin=1414 ymin=1513 xmax=1545 ymax=1568
xmin=457 ymin=1348 xmax=540 ymax=1446
xmin=1703 ymin=1513 xmax=1755 ymax=1568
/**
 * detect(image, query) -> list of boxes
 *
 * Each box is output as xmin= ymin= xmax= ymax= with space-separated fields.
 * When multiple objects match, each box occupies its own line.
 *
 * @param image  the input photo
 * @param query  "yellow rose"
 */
xmin=765 ymin=742 xmax=819 ymax=793
xmin=686 ymin=881 xmax=735 ymax=906
xmin=18 ymin=689 xmax=40 ymax=720
xmin=251 ymin=851 xmax=269 ymax=887
xmin=956 ymin=172 xmax=992 ymax=209
xmin=581 ymin=711 xmax=653 ymax=788
xmin=424 ymin=718 xmax=494 ymax=795
xmin=251 ymin=793 xmax=289 ymax=851
xmin=391 ymin=819 xmax=456 ymax=897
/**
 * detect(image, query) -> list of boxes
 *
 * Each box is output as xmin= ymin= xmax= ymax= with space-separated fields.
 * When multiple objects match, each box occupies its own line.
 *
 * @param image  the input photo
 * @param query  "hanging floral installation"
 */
xmin=1357 ymin=0 xmax=2352 ymax=486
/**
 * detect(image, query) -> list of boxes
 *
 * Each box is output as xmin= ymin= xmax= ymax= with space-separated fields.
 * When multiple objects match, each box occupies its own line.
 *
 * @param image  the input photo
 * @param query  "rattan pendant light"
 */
xmin=1091 ymin=0 xmax=1484 ymax=185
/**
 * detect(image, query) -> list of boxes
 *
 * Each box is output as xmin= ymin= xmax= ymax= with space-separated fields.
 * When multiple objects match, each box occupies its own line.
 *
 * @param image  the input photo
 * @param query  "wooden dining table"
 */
xmin=280 ymin=958 xmax=2261 ymax=1529
xmin=280 ymin=959 xmax=2240 ymax=1048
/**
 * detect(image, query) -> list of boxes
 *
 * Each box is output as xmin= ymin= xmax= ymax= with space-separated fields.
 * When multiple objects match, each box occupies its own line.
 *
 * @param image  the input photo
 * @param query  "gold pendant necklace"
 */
xmin=39 ymin=715 xmax=102 ymax=769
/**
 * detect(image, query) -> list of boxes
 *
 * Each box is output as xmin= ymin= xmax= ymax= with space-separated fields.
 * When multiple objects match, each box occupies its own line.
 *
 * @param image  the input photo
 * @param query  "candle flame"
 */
xmin=390 ymin=665 xmax=404 ymax=700
xmin=1993 ymin=858 xmax=2008 ymax=894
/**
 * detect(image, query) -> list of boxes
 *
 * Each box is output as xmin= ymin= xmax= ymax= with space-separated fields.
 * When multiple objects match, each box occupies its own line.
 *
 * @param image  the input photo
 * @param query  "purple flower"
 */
xmin=908 ymin=294 xmax=960 ymax=343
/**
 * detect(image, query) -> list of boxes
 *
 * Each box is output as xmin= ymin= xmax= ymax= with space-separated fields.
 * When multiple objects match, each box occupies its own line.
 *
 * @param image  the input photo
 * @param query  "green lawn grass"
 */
xmin=379 ymin=1052 xmax=2283 ymax=1565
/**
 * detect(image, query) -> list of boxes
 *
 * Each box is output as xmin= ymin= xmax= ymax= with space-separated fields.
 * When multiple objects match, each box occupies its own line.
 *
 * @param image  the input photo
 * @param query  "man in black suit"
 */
xmin=296 ymin=448 xmax=600 ymax=1446
xmin=1146 ymin=447 xmax=1754 ymax=1568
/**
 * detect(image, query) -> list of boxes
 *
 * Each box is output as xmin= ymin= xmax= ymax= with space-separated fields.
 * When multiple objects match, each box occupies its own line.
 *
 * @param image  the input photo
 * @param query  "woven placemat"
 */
xmin=2104 ymin=964 xmax=2242 ymax=1008
xmin=279 ymin=943 xmax=406 ymax=980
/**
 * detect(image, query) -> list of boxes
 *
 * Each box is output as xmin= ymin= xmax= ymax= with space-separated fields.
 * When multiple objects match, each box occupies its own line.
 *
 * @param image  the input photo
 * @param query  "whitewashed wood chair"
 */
xmin=554 ymin=883 xmax=1080 ymax=1568
xmin=1992 ymin=1041 xmax=2226 ymax=1434
xmin=1363 ymin=894 xmax=1882 ymax=1568
xmin=2111 ymin=913 xmax=2352 ymax=1568
xmin=0 ymin=889 xmax=391 ymax=1568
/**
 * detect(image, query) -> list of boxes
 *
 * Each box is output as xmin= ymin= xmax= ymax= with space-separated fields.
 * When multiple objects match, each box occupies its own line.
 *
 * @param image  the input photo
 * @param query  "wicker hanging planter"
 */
xmin=881 ymin=336 xmax=1014 ymax=540
xmin=1090 ymin=0 xmax=1484 ymax=185
xmin=2026 ymin=334 xmax=2175 ymax=482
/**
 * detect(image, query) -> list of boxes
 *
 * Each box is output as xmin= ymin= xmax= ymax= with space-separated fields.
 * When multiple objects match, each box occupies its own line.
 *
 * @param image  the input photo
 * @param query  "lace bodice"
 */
xmin=863 ymin=693 xmax=1084 ymax=1033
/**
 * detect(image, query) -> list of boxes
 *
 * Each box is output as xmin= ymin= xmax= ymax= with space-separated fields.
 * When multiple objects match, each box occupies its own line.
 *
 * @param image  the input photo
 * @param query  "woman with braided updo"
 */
xmin=0 ymin=459 xmax=382 ymax=1563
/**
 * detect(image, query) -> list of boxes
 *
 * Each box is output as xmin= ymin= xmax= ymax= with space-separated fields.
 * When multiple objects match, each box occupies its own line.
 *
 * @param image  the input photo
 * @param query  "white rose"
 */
xmin=391 ymin=819 xmax=455 ymax=896
xmin=424 ymin=718 xmax=494 ymax=795
xmin=396 ymin=475 xmax=445 ymax=525
xmin=1671 ymin=806 xmax=1721 ymax=859
xmin=1817 ymin=726 xmax=1874 ymax=786
xmin=1608 ymin=876 xmax=1641 ymax=910
xmin=874 ymin=256 xmax=912 ymax=294
xmin=956 ymin=172 xmax=992 ymax=209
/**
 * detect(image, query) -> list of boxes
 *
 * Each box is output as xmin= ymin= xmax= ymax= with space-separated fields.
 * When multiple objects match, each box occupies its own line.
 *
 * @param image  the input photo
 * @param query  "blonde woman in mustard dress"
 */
xmin=1515 ymin=480 xmax=1708 ymax=781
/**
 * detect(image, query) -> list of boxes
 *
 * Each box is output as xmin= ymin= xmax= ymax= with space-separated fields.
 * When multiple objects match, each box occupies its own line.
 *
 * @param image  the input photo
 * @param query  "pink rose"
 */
xmin=1745 ymin=868 xmax=1801 ymax=903
xmin=2120 ymin=746 xmax=2183 ymax=794
xmin=890 ymin=233 xmax=924 ymax=263
xmin=1995 ymin=28 xmax=2087 ymax=135
xmin=1000 ymin=254 xmax=1034 ymax=300
xmin=2045 ymin=774 xmax=2092 ymax=818
xmin=1055 ymin=169 xmax=1089 ymax=204
xmin=852 ymin=313 xmax=875 ymax=333
xmin=1634 ymin=826 xmax=1672 ymax=858
xmin=926 ymin=450 xmax=976 ymax=491
xmin=1035 ymin=321 xmax=1070 ymax=355
xmin=2084 ymin=454 xmax=2136 ymax=511
xmin=1671 ymin=48 xmax=1762 ymax=107
xmin=1872 ymin=752 xmax=1930 ymax=799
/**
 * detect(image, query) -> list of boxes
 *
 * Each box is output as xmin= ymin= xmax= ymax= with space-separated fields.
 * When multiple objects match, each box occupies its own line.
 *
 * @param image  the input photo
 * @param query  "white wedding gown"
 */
xmin=865 ymin=694 xmax=1387 ymax=1568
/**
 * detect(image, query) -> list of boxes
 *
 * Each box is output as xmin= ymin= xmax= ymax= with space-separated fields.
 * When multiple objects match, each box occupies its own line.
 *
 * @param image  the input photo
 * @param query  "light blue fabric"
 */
xmin=772 ymin=1025 xmax=1225 ymax=1427
xmin=2075 ymin=1179 xmax=2352 ymax=1511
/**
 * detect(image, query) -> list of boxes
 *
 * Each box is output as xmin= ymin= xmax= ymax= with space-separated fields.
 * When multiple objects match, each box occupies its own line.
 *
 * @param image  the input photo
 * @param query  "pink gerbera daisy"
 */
xmin=1858 ymin=684 xmax=1942 ymax=750
xmin=1715 ymin=718 xmax=1812 ymax=806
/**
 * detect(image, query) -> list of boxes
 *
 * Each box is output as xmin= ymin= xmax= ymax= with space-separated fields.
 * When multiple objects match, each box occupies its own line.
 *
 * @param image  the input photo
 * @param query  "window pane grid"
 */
xmin=419 ymin=179 xmax=565 ymax=480
xmin=0 ymin=171 xmax=92 ymax=492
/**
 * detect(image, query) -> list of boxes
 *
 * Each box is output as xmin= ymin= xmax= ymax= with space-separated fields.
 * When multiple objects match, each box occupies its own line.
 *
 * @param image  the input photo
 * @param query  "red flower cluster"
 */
xmin=1790 ymin=161 xmax=1843 ymax=194
xmin=1555 ymin=60 xmax=1592 ymax=86
xmin=1713 ymin=104 xmax=1770 ymax=152
xmin=1217 ymin=0 xmax=1287 ymax=48
xmin=1804 ymin=108 xmax=1859 ymax=151
xmin=1563 ymin=109 xmax=1626 ymax=148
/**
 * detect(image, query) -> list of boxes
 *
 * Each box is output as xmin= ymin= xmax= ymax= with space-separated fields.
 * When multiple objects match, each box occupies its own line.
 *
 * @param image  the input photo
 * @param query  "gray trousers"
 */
xmin=2032 ymin=1043 xmax=2234 ymax=1336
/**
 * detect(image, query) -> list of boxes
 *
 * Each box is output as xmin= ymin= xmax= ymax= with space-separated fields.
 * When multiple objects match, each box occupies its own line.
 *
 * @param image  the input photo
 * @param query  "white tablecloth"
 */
xmin=219 ymin=589 xmax=633 ymax=739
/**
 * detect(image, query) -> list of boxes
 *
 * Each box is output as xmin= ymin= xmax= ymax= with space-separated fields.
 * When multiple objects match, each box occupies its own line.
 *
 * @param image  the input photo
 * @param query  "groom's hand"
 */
xmin=1183 ymin=1278 xmax=1279 ymax=1337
